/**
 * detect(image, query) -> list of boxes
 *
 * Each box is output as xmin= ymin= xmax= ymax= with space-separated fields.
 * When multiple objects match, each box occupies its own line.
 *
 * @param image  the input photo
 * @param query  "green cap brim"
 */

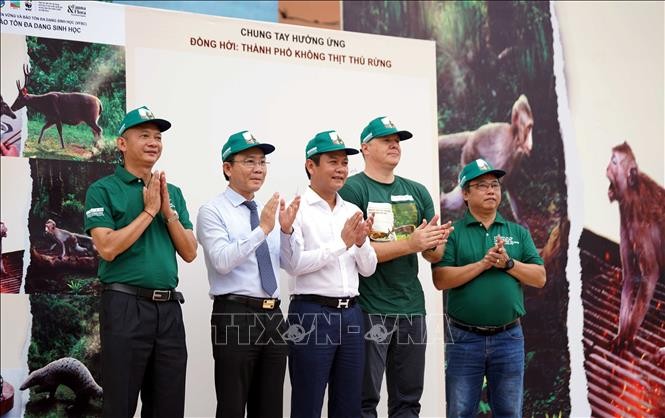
xmin=119 ymin=118 xmax=171 ymax=136
xmin=223 ymin=143 xmax=275 ymax=161
xmin=362 ymin=128 xmax=412 ymax=144
xmin=460 ymin=169 xmax=506 ymax=188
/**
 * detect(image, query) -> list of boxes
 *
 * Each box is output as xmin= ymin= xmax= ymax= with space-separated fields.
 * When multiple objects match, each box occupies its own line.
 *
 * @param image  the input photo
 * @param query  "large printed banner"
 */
xmin=344 ymin=2 xmax=665 ymax=418
xmin=3 ymin=2 xmax=663 ymax=418
xmin=1 ymin=1 xmax=440 ymax=417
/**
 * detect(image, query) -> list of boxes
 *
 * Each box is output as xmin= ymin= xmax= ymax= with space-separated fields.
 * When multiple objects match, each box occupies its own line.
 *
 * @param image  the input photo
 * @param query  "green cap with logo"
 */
xmin=221 ymin=130 xmax=276 ymax=162
xmin=305 ymin=130 xmax=359 ymax=159
xmin=360 ymin=116 xmax=413 ymax=145
xmin=458 ymin=158 xmax=506 ymax=188
xmin=117 ymin=106 xmax=171 ymax=136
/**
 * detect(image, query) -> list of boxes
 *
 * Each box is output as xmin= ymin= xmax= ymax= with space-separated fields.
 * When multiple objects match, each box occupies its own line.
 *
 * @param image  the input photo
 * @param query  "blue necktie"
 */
xmin=242 ymin=200 xmax=278 ymax=296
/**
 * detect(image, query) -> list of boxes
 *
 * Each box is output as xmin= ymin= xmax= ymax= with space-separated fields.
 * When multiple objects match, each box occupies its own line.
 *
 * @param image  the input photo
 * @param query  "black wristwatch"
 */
xmin=502 ymin=258 xmax=515 ymax=271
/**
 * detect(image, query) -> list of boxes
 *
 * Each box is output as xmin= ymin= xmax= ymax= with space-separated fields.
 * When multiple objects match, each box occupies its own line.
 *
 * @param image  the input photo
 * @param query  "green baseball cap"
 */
xmin=221 ymin=130 xmax=275 ymax=162
xmin=305 ymin=130 xmax=359 ymax=159
xmin=360 ymin=116 xmax=413 ymax=145
xmin=459 ymin=158 xmax=506 ymax=188
xmin=117 ymin=106 xmax=171 ymax=136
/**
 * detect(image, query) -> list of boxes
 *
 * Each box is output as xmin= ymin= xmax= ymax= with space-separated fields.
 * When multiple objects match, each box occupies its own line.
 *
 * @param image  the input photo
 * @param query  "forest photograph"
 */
xmin=344 ymin=1 xmax=570 ymax=416
xmin=24 ymin=159 xmax=114 ymax=295
xmin=23 ymin=294 xmax=102 ymax=418
xmin=7 ymin=36 xmax=125 ymax=163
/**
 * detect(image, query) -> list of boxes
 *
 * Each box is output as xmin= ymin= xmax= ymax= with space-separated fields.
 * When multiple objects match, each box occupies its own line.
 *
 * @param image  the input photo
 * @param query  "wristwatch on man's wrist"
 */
xmin=502 ymin=258 xmax=515 ymax=271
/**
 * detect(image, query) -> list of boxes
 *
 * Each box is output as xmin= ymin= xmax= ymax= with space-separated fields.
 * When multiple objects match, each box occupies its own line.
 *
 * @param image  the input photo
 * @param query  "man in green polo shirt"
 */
xmin=432 ymin=158 xmax=545 ymax=418
xmin=339 ymin=116 xmax=452 ymax=417
xmin=84 ymin=106 xmax=198 ymax=418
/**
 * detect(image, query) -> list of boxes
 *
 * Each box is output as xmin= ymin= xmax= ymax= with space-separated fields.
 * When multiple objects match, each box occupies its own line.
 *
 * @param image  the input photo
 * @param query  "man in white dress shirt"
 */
xmin=197 ymin=130 xmax=300 ymax=418
xmin=281 ymin=130 xmax=378 ymax=418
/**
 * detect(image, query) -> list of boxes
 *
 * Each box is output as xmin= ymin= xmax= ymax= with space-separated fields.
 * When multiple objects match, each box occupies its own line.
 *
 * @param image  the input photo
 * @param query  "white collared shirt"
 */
xmin=280 ymin=187 xmax=377 ymax=297
xmin=196 ymin=187 xmax=281 ymax=298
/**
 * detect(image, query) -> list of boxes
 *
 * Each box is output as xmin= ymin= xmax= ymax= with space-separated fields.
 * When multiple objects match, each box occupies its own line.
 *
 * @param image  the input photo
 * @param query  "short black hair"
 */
xmin=223 ymin=153 xmax=236 ymax=181
xmin=305 ymin=154 xmax=322 ymax=179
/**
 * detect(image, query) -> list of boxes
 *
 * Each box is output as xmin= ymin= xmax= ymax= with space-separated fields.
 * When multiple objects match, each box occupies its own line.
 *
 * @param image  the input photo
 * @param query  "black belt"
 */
xmin=291 ymin=294 xmax=358 ymax=309
xmin=104 ymin=283 xmax=185 ymax=303
xmin=214 ymin=294 xmax=281 ymax=310
xmin=449 ymin=317 xmax=520 ymax=336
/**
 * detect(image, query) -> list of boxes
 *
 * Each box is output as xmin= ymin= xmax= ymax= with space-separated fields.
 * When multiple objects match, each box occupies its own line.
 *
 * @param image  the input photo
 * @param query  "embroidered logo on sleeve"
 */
xmin=86 ymin=208 xmax=104 ymax=218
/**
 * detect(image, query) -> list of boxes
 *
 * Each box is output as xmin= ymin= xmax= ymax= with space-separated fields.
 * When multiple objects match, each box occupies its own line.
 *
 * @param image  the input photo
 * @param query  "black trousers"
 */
xmin=100 ymin=290 xmax=187 ymax=418
xmin=211 ymin=298 xmax=288 ymax=418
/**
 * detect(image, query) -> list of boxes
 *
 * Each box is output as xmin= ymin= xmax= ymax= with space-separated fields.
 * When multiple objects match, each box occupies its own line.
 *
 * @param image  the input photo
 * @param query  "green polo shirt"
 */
xmin=84 ymin=166 xmax=193 ymax=289
xmin=434 ymin=210 xmax=543 ymax=326
xmin=339 ymin=172 xmax=434 ymax=315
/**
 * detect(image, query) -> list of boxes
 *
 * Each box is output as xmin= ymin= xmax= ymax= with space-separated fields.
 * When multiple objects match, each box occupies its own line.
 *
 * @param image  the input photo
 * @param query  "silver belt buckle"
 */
xmin=337 ymin=298 xmax=350 ymax=308
xmin=152 ymin=290 xmax=171 ymax=301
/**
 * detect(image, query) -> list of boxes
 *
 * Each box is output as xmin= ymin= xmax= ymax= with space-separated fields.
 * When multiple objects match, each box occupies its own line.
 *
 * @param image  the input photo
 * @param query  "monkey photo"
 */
xmin=607 ymin=142 xmax=665 ymax=351
xmin=439 ymin=94 xmax=533 ymax=225
xmin=44 ymin=219 xmax=96 ymax=259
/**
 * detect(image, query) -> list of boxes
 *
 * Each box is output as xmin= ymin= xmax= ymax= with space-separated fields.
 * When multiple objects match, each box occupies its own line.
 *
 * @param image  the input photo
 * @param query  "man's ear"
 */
xmin=305 ymin=159 xmax=315 ymax=177
xmin=117 ymin=136 xmax=126 ymax=152
xmin=222 ymin=161 xmax=232 ymax=178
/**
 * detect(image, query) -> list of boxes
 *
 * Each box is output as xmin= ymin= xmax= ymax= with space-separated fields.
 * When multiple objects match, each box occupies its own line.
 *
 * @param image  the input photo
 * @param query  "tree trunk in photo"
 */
xmin=31 ymin=248 xmax=98 ymax=273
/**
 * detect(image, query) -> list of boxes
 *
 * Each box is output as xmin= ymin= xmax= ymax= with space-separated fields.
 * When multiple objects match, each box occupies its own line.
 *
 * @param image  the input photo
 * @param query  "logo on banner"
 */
xmin=10 ymin=1 xmax=20 ymax=9
xmin=0 ymin=1 xmax=6 ymax=9
xmin=67 ymin=3 xmax=86 ymax=16
xmin=24 ymin=1 xmax=32 ymax=11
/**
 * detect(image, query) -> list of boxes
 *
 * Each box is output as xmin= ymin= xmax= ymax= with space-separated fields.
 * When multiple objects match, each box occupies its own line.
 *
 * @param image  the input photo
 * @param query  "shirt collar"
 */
xmin=224 ymin=187 xmax=250 ymax=208
xmin=304 ymin=186 xmax=344 ymax=210
xmin=115 ymin=165 xmax=140 ymax=184
xmin=463 ymin=210 xmax=506 ymax=226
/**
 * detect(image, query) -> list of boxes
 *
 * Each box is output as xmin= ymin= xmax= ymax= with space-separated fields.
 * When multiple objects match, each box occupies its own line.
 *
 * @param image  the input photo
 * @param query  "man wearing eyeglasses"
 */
xmin=196 ymin=130 xmax=300 ymax=418
xmin=432 ymin=158 xmax=546 ymax=418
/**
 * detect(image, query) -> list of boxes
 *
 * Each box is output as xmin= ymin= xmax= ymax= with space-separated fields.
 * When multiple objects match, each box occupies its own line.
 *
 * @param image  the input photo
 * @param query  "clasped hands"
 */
xmin=142 ymin=170 xmax=176 ymax=219
xmin=482 ymin=236 xmax=509 ymax=270
xmin=408 ymin=215 xmax=453 ymax=253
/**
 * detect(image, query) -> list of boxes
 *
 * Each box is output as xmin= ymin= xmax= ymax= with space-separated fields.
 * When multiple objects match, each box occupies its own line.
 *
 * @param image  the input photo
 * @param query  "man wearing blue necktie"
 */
xmin=197 ymin=130 xmax=300 ymax=418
